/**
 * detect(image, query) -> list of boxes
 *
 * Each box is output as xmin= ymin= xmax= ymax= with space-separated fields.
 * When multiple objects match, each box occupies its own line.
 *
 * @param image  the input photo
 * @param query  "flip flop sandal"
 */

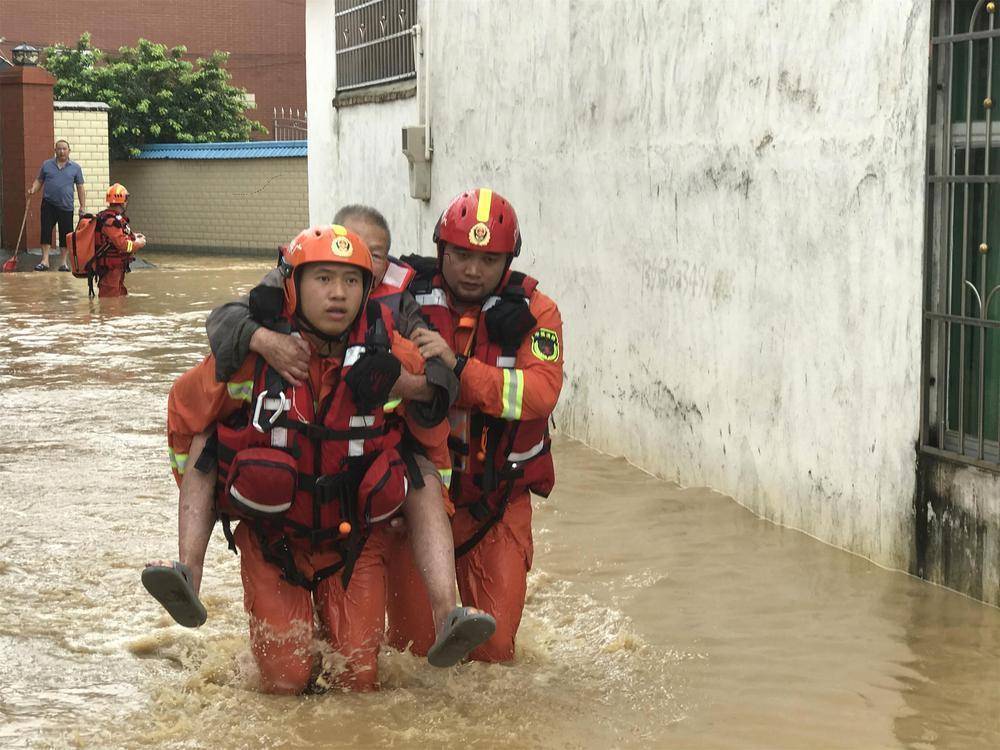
xmin=141 ymin=561 xmax=207 ymax=627
xmin=57 ymin=265 xmax=71 ymax=272
xmin=33 ymin=263 xmax=49 ymax=271
xmin=427 ymin=606 xmax=497 ymax=668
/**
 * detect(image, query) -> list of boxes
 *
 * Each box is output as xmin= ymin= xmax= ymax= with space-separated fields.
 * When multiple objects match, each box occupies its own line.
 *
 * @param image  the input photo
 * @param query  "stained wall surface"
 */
xmin=300 ymin=2 xmax=989 ymax=591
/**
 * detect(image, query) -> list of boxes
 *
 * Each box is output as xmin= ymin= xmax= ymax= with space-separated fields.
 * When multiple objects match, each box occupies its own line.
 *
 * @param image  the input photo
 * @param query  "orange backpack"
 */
xmin=67 ymin=214 xmax=100 ymax=279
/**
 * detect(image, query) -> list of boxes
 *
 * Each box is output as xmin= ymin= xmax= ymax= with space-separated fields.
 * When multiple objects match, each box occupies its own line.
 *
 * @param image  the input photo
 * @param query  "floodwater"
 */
xmin=1 ymin=254 xmax=999 ymax=750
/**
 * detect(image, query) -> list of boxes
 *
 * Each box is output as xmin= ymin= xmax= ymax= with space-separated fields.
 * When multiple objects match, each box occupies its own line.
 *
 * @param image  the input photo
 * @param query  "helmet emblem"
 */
xmin=332 ymin=236 xmax=354 ymax=257
xmin=468 ymin=222 xmax=491 ymax=247
xmin=289 ymin=243 xmax=302 ymax=256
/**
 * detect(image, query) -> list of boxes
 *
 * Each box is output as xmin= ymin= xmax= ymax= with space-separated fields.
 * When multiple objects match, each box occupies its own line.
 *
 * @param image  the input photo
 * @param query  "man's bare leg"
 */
xmin=147 ymin=431 xmax=216 ymax=593
xmin=38 ymin=244 xmax=52 ymax=269
xmin=402 ymin=479 xmax=462 ymax=635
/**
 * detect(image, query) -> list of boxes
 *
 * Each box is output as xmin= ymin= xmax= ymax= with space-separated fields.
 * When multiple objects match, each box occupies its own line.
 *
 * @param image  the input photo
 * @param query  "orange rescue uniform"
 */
xmin=386 ymin=284 xmax=563 ymax=662
xmin=94 ymin=208 xmax=137 ymax=297
xmin=167 ymin=331 xmax=449 ymax=692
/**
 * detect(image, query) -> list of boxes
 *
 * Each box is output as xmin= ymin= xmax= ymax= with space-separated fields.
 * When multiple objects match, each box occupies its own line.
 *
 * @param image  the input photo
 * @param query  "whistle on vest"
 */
xmin=367 ymin=318 xmax=391 ymax=353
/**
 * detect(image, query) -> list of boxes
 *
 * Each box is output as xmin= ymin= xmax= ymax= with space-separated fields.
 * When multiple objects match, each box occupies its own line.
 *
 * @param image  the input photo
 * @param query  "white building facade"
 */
xmin=306 ymin=0 xmax=1000 ymax=604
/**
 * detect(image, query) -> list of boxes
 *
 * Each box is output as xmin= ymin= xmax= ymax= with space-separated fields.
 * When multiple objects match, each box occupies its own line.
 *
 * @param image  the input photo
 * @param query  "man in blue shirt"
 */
xmin=27 ymin=139 xmax=87 ymax=271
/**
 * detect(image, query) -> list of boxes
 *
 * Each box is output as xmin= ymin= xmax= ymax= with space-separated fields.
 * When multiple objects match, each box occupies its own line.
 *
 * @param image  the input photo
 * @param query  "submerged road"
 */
xmin=1 ymin=255 xmax=998 ymax=749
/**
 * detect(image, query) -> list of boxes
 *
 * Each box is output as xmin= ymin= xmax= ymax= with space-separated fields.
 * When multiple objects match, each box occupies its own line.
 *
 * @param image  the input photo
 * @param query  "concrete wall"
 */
xmin=53 ymin=102 xmax=109 ymax=216
xmin=305 ymin=1 xmax=1000 ymax=602
xmin=111 ymin=156 xmax=308 ymax=254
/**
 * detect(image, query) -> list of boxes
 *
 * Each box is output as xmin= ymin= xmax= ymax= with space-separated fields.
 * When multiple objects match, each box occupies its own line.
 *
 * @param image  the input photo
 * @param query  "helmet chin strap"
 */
xmin=291 ymin=274 xmax=373 ymax=350
xmin=294 ymin=309 xmax=352 ymax=346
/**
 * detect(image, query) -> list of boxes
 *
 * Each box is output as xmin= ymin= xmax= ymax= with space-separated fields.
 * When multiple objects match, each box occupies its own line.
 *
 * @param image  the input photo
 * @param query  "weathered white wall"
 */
xmin=306 ymin=0 xmax=931 ymax=572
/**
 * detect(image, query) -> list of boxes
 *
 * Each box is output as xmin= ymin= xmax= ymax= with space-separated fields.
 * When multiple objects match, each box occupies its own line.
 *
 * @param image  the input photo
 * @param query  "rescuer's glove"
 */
xmin=345 ymin=350 xmax=401 ymax=412
xmin=485 ymin=294 xmax=537 ymax=348
xmin=249 ymin=283 xmax=285 ymax=326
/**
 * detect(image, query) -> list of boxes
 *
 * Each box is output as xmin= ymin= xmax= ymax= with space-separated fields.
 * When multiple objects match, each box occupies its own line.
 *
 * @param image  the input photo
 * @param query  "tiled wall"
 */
xmin=110 ymin=157 xmax=309 ymax=254
xmin=52 ymin=105 xmax=110 ymax=216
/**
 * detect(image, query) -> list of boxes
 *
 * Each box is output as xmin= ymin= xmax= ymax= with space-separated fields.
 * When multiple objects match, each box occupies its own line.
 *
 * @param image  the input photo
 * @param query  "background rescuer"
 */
xmin=93 ymin=183 xmax=145 ymax=297
xmin=388 ymin=187 xmax=565 ymax=662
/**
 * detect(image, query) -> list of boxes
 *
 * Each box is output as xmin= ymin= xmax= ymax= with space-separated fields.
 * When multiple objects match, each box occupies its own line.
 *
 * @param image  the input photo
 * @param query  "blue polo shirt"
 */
xmin=37 ymin=158 xmax=85 ymax=211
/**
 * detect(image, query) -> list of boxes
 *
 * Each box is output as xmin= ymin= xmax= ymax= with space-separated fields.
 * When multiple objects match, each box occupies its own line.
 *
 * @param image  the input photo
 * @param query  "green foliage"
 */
xmin=44 ymin=33 xmax=267 ymax=159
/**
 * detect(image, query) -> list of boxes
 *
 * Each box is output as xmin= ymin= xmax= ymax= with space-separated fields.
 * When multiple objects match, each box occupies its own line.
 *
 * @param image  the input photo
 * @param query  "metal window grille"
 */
xmin=335 ymin=0 xmax=417 ymax=93
xmin=273 ymin=108 xmax=307 ymax=140
xmin=922 ymin=0 xmax=1000 ymax=469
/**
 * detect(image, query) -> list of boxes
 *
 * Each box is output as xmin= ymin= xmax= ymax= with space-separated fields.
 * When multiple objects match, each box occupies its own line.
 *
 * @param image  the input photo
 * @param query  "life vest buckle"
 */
xmin=252 ymin=390 xmax=290 ymax=433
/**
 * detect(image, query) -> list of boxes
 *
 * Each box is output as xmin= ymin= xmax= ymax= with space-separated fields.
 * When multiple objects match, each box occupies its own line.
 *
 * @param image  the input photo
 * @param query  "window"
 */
xmin=334 ymin=0 xmax=418 ymax=93
xmin=923 ymin=0 xmax=1000 ymax=467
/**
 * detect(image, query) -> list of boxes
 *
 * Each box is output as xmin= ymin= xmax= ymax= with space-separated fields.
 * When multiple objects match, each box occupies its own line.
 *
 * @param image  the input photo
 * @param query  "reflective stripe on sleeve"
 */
xmin=438 ymin=468 xmax=453 ymax=487
xmin=227 ymin=380 xmax=253 ymax=402
xmin=500 ymin=368 xmax=524 ymax=421
xmin=126 ymin=239 xmax=134 ymax=253
xmin=169 ymin=448 xmax=189 ymax=475
xmin=383 ymin=398 xmax=402 ymax=412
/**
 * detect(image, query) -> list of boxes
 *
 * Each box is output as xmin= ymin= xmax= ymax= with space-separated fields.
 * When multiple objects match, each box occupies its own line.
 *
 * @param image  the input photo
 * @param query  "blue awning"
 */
xmin=133 ymin=140 xmax=307 ymax=159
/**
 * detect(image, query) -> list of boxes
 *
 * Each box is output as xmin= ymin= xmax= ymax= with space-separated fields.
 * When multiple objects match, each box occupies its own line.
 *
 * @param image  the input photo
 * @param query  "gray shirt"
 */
xmin=37 ymin=159 xmax=84 ymax=211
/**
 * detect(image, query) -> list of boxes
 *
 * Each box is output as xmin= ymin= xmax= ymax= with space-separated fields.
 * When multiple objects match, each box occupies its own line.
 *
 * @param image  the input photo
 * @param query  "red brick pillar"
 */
xmin=0 ymin=65 xmax=56 ymax=252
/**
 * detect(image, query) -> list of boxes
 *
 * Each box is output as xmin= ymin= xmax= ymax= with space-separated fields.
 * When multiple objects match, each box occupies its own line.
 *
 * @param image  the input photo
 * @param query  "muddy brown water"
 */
xmin=1 ymin=255 xmax=998 ymax=749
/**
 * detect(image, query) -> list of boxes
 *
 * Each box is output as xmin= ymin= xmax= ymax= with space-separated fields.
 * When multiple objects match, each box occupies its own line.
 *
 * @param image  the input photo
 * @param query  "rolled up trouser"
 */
xmin=234 ymin=521 xmax=391 ymax=693
xmin=386 ymin=489 xmax=533 ymax=663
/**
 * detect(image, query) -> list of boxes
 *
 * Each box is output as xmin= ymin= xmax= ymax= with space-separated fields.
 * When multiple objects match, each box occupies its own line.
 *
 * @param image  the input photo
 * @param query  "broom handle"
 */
xmin=13 ymin=196 xmax=29 ymax=258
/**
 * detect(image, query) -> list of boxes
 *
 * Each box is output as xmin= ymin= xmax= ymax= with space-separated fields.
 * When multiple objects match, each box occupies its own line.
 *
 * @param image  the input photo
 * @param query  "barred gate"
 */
xmin=923 ymin=0 xmax=1000 ymax=469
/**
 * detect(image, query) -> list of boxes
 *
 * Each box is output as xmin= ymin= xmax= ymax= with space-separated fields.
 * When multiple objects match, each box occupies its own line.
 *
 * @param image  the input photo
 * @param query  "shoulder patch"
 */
xmin=531 ymin=328 xmax=560 ymax=362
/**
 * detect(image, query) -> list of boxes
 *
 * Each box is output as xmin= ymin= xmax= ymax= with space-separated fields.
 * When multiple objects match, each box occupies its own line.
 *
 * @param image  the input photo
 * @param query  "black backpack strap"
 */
xmin=454 ymin=482 xmax=513 ymax=558
xmin=504 ymin=271 xmax=528 ymax=297
xmin=221 ymin=514 xmax=238 ymax=553
xmin=454 ymin=420 xmax=520 ymax=557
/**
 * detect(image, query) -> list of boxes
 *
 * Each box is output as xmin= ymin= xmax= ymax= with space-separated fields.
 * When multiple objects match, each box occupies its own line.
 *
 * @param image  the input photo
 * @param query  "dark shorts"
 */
xmin=40 ymin=200 xmax=74 ymax=248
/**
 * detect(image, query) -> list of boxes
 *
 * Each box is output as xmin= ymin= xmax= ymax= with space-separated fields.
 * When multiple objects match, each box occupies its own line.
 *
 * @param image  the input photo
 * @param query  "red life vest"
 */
xmin=214 ymin=301 xmax=411 ymax=588
xmin=411 ymin=270 xmax=555 ymax=552
xmin=95 ymin=208 xmax=135 ymax=261
xmin=370 ymin=258 xmax=416 ymax=322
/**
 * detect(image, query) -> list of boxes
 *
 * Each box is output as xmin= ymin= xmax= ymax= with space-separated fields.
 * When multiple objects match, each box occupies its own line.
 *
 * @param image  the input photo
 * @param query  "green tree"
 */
xmin=44 ymin=33 xmax=267 ymax=158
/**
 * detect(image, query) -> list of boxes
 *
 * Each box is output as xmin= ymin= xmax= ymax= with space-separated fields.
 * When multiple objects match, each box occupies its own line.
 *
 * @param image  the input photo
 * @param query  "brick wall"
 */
xmin=52 ymin=103 xmax=110 ymax=217
xmin=0 ymin=1 xmax=305 ymax=138
xmin=110 ymin=157 xmax=308 ymax=254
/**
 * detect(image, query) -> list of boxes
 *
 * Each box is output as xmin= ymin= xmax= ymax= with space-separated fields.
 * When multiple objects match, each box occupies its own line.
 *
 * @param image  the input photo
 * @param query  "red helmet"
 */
xmin=433 ymin=188 xmax=521 ymax=256
xmin=105 ymin=183 xmax=129 ymax=205
xmin=279 ymin=224 xmax=373 ymax=315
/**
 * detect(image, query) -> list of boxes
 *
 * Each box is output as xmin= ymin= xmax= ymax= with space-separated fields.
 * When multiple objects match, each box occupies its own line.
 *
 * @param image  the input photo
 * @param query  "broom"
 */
xmin=2 ymin=199 xmax=30 ymax=273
